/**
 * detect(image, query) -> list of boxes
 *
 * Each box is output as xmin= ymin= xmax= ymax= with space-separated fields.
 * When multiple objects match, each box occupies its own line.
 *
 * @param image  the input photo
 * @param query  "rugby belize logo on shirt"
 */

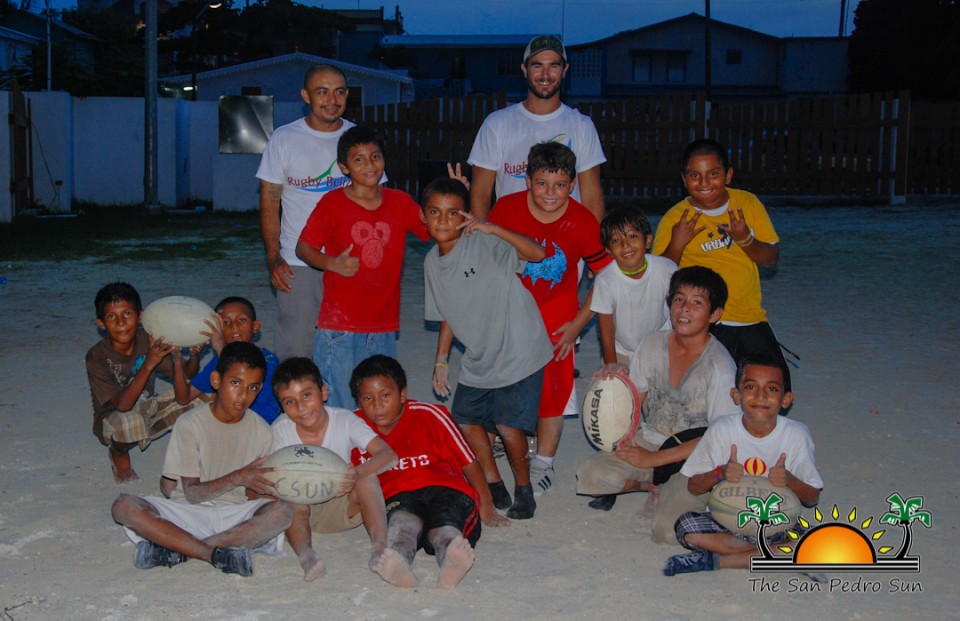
xmin=287 ymin=159 xmax=351 ymax=194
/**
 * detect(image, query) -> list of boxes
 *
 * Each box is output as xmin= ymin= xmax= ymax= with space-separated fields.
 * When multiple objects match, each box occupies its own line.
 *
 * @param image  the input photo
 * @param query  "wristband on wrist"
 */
xmin=735 ymin=234 xmax=755 ymax=248
xmin=434 ymin=362 xmax=448 ymax=367
xmin=713 ymin=465 xmax=724 ymax=482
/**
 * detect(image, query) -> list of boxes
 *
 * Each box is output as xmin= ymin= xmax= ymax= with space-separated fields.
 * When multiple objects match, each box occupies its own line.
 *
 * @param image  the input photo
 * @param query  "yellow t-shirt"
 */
xmin=652 ymin=188 xmax=778 ymax=324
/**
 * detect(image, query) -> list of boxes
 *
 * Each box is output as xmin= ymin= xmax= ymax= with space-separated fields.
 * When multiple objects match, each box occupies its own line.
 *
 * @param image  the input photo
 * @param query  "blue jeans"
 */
xmin=313 ymin=329 xmax=398 ymax=409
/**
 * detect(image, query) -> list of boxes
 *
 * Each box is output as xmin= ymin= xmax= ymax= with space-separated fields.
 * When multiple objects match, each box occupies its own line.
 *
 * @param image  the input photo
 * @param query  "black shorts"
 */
xmin=385 ymin=486 xmax=481 ymax=555
xmin=711 ymin=321 xmax=792 ymax=393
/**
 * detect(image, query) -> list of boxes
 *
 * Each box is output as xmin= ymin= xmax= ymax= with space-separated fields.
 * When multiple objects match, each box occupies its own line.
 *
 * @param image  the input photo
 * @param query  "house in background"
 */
xmin=0 ymin=25 xmax=38 ymax=75
xmin=565 ymin=13 xmax=848 ymax=101
xmin=163 ymin=52 xmax=414 ymax=105
xmin=377 ymin=34 xmax=544 ymax=100
xmin=330 ymin=6 xmax=404 ymax=68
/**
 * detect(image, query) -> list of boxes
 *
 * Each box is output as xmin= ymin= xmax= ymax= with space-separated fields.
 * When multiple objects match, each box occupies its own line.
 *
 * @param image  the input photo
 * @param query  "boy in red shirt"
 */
xmin=297 ymin=127 xmax=428 ymax=409
xmin=489 ymin=142 xmax=613 ymax=495
xmin=350 ymin=355 xmax=507 ymax=589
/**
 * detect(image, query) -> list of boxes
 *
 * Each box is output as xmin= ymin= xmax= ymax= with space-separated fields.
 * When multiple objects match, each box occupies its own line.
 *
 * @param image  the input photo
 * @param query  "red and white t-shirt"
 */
xmin=352 ymin=400 xmax=478 ymax=502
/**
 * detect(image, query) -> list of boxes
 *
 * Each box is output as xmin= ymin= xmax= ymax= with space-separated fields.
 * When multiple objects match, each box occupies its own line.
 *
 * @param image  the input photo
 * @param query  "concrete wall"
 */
xmin=5 ymin=93 xmax=313 ymax=216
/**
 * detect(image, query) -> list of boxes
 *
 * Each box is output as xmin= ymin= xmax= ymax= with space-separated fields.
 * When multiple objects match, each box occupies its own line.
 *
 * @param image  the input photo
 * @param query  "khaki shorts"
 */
xmin=309 ymin=493 xmax=363 ymax=533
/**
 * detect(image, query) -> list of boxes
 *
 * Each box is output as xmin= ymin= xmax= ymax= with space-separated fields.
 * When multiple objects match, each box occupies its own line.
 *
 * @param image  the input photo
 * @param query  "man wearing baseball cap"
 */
xmin=463 ymin=34 xmax=606 ymax=223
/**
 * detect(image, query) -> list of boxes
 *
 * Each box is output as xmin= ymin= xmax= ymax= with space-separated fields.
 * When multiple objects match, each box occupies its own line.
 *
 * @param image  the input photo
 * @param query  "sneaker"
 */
xmin=492 ymin=437 xmax=506 ymax=459
xmin=663 ymin=551 xmax=716 ymax=576
xmin=134 ymin=540 xmax=188 ymax=569
xmin=211 ymin=546 xmax=253 ymax=577
xmin=507 ymin=484 xmax=536 ymax=520
xmin=488 ymin=481 xmax=512 ymax=510
xmin=529 ymin=458 xmax=555 ymax=496
xmin=587 ymin=494 xmax=617 ymax=511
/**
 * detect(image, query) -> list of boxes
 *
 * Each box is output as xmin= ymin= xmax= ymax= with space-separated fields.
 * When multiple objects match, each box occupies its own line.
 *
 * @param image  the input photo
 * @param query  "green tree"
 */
xmin=848 ymin=0 xmax=960 ymax=100
xmin=738 ymin=492 xmax=791 ymax=559
xmin=879 ymin=493 xmax=931 ymax=559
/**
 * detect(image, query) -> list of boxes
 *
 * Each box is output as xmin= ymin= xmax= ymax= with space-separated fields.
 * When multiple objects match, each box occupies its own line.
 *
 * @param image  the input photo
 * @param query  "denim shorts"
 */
xmin=450 ymin=367 xmax=544 ymax=435
xmin=313 ymin=329 xmax=398 ymax=409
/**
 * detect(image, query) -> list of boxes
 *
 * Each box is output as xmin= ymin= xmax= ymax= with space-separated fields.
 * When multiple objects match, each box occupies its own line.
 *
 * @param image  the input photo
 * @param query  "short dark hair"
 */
xmin=95 ymin=282 xmax=142 ymax=319
xmin=303 ymin=63 xmax=347 ymax=90
xmin=526 ymin=142 xmax=576 ymax=180
xmin=216 ymin=341 xmax=266 ymax=377
xmin=600 ymin=205 xmax=653 ymax=248
xmin=421 ymin=177 xmax=469 ymax=213
xmin=349 ymin=354 xmax=407 ymax=402
xmin=735 ymin=351 xmax=788 ymax=389
xmin=667 ymin=266 xmax=728 ymax=312
xmin=215 ymin=296 xmax=256 ymax=320
xmin=337 ymin=126 xmax=385 ymax=166
xmin=272 ymin=357 xmax=324 ymax=398
xmin=681 ymin=139 xmax=730 ymax=172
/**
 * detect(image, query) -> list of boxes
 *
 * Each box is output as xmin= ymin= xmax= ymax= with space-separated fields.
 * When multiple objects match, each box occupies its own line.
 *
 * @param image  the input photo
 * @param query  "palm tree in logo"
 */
xmin=738 ymin=493 xmax=790 ymax=559
xmin=879 ymin=493 xmax=931 ymax=559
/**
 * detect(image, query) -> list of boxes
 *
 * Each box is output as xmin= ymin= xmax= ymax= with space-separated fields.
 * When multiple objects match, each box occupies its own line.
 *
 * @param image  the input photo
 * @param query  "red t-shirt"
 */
xmin=352 ymin=401 xmax=478 ymax=502
xmin=298 ymin=187 xmax=428 ymax=332
xmin=489 ymin=191 xmax=612 ymax=330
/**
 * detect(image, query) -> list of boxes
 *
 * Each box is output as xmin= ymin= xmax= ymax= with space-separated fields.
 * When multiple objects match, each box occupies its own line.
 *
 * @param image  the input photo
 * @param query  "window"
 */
xmin=632 ymin=54 xmax=652 ymax=82
xmin=240 ymin=86 xmax=262 ymax=96
xmin=726 ymin=48 xmax=742 ymax=65
xmin=570 ymin=48 xmax=602 ymax=78
xmin=666 ymin=53 xmax=686 ymax=82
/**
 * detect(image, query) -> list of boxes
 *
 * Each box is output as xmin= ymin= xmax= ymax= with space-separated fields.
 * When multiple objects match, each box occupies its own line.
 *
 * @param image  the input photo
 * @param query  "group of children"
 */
xmin=88 ymin=130 xmax=822 ymax=583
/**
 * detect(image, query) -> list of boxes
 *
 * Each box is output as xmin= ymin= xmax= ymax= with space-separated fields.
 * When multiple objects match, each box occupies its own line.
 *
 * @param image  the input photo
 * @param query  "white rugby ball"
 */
xmin=709 ymin=475 xmax=801 ymax=537
xmin=263 ymin=444 xmax=348 ymax=505
xmin=141 ymin=296 xmax=215 ymax=348
xmin=581 ymin=371 xmax=641 ymax=452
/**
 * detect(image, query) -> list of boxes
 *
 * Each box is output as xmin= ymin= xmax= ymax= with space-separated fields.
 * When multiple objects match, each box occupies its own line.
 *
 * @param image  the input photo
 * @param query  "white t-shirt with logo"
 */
xmin=256 ymin=118 xmax=355 ymax=267
xmin=467 ymin=102 xmax=606 ymax=201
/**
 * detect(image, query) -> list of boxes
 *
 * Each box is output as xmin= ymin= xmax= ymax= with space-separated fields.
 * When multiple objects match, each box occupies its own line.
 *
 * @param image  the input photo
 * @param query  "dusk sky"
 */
xmin=309 ymin=0 xmax=863 ymax=44
xmin=42 ymin=0 xmax=865 ymax=44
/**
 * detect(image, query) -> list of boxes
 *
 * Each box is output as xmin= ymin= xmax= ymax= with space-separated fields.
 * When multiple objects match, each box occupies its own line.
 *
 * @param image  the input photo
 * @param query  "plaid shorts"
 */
xmin=674 ymin=511 xmax=800 ymax=551
xmin=102 ymin=389 xmax=208 ymax=450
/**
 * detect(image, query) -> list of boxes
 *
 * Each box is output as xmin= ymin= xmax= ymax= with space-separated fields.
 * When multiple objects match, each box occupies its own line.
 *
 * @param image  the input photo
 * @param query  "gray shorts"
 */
xmin=450 ymin=367 xmax=544 ymax=435
xmin=274 ymin=264 xmax=324 ymax=360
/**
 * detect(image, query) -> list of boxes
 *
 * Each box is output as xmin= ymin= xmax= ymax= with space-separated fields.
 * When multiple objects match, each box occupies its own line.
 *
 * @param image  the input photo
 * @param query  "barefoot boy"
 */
xmin=422 ymin=177 xmax=552 ymax=520
xmin=351 ymin=355 xmax=506 ymax=589
xmin=111 ymin=342 xmax=292 ymax=576
xmin=576 ymin=267 xmax=740 ymax=539
xmin=664 ymin=353 xmax=822 ymax=575
xmin=86 ymin=282 xmax=203 ymax=482
xmin=270 ymin=357 xmax=398 ymax=583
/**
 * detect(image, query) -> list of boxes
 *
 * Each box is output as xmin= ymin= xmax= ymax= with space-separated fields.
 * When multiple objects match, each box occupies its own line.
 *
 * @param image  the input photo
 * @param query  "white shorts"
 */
xmin=122 ymin=496 xmax=284 ymax=556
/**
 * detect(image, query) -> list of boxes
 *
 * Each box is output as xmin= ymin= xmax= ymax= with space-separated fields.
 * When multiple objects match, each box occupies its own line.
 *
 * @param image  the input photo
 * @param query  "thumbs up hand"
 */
xmin=331 ymin=244 xmax=360 ymax=277
xmin=768 ymin=453 xmax=788 ymax=487
xmin=724 ymin=444 xmax=743 ymax=483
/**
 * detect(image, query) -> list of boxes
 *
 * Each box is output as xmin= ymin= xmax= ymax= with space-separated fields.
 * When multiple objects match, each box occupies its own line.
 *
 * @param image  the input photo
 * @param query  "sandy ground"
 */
xmin=0 ymin=203 xmax=958 ymax=621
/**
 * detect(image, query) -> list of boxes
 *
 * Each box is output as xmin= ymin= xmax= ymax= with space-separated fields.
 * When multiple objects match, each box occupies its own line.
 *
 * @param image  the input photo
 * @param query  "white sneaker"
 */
xmin=529 ymin=458 xmax=555 ymax=497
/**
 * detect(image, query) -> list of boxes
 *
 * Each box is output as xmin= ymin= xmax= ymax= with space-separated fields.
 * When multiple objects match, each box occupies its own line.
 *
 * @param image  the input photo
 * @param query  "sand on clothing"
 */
xmin=0 ymin=204 xmax=956 ymax=620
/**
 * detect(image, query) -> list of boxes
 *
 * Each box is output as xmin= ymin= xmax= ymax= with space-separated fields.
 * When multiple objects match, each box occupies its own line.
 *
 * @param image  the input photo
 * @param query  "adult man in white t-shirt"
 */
xmin=465 ymin=35 xmax=606 ymax=222
xmin=256 ymin=65 xmax=354 ymax=359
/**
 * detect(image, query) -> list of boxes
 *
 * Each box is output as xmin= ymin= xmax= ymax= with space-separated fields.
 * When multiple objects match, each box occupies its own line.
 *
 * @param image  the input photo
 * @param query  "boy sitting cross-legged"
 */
xmin=270 ymin=357 xmax=400 ymax=584
xmin=422 ymin=177 xmax=553 ymax=520
xmin=351 ymin=355 xmax=502 ymax=589
xmin=665 ymin=352 xmax=822 ymax=575
xmin=575 ymin=266 xmax=740 ymax=539
xmin=86 ymin=282 xmax=205 ymax=483
xmin=111 ymin=342 xmax=293 ymax=576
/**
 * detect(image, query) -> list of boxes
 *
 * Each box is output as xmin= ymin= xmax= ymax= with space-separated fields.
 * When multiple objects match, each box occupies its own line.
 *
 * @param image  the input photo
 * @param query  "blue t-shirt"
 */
xmin=190 ymin=347 xmax=282 ymax=425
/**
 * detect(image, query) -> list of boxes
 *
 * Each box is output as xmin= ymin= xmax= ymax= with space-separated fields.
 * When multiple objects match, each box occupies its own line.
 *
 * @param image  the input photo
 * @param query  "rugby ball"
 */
xmin=708 ymin=475 xmax=801 ymax=537
xmin=141 ymin=296 xmax=215 ymax=348
xmin=581 ymin=371 xmax=641 ymax=452
xmin=263 ymin=444 xmax=348 ymax=505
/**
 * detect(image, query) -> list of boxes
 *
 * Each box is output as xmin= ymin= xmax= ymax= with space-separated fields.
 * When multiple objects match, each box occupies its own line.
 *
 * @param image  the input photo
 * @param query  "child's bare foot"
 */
xmin=437 ymin=536 xmax=475 ymax=589
xmin=110 ymin=450 xmax=139 ymax=483
xmin=637 ymin=488 xmax=660 ymax=521
xmin=372 ymin=548 xmax=418 ymax=588
xmin=299 ymin=549 xmax=326 ymax=582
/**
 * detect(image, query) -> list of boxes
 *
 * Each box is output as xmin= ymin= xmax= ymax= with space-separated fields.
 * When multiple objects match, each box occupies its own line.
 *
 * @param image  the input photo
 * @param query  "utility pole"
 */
xmin=839 ymin=0 xmax=848 ymax=36
xmin=45 ymin=0 xmax=51 ymax=90
xmin=704 ymin=0 xmax=712 ymax=102
xmin=144 ymin=0 xmax=159 ymax=212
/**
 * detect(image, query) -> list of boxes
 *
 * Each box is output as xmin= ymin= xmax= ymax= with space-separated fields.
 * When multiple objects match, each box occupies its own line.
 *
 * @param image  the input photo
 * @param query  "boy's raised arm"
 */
xmin=111 ymin=336 xmax=175 ymax=413
xmin=356 ymin=436 xmax=398 ymax=480
xmin=718 ymin=207 xmax=779 ymax=267
xmin=457 ymin=212 xmax=546 ymax=262
xmin=295 ymin=241 xmax=360 ymax=277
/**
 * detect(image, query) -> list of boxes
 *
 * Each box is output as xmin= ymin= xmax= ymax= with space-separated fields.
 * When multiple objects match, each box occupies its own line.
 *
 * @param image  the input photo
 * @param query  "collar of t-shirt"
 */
xmin=697 ymin=200 xmax=730 ymax=217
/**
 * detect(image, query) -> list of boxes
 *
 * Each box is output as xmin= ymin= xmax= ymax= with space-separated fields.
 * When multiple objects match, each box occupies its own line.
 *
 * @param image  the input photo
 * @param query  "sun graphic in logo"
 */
xmin=746 ymin=493 xmax=931 ymax=573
